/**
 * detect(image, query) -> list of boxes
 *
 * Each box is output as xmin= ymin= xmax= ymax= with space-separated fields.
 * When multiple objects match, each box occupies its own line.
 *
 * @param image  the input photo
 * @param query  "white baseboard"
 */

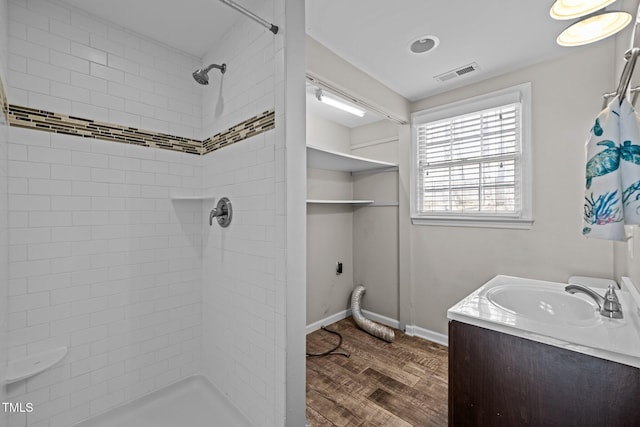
xmin=404 ymin=324 xmax=448 ymax=347
xmin=306 ymin=310 xmax=449 ymax=347
xmin=361 ymin=309 xmax=401 ymax=329
xmin=306 ymin=308 xmax=401 ymax=334
xmin=306 ymin=309 xmax=351 ymax=334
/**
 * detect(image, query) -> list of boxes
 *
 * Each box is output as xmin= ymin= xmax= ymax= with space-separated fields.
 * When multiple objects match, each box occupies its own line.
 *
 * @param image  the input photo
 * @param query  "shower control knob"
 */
xmin=209 ymin=197 xmax=232 ymax=227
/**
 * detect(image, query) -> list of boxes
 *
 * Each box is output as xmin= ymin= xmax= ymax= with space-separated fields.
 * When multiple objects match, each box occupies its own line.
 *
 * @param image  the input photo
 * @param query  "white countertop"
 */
xmin=447 ymin=275 xmax=640 ymax=369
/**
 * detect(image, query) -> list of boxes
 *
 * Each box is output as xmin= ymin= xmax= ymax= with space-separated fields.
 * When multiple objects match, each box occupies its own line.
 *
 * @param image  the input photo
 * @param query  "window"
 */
xmin=411 ymin=83 xmax=532 ymax=229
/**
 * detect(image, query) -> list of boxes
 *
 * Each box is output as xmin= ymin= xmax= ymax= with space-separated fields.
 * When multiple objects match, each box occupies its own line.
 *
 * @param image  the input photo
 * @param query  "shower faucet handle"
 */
xmin=209 ymin=197 xmax=232 ymax=228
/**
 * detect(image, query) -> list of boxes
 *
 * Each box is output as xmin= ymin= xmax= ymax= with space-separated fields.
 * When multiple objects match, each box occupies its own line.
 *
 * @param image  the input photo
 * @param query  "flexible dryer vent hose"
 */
xmin=351 ymin=285 xmax=395 ymax=343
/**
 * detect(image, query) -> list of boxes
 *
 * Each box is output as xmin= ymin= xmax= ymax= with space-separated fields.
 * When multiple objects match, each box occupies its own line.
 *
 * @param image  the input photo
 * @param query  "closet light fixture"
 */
xmin=556 ymin=10 xmax=632 ymax=46
xmin=550 ymin=0 xmax=616 ymax=20
xmin=315 ymin=89 xmax=366 ymax=117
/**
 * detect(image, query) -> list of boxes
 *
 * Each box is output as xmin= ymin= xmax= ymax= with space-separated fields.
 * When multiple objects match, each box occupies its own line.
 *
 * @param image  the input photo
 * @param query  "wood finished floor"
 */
xmin=306 ymin=317 xmax=448 ymax=427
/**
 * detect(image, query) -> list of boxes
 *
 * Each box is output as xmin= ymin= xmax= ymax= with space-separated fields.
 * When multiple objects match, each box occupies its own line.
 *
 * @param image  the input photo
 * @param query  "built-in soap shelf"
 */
xmin=306 ymin=199 xmax=374 ymax=205
xmin=6 ymin=347 xmax=68 ymax=384
xmin=306 ymin=145 xmax=398 ymax=175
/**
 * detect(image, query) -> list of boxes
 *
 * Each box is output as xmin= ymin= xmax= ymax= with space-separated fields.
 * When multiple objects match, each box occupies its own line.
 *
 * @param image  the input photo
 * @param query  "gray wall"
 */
xmin=306 ymin=22 xmax=625 ymax=340
xmin=306 ymin=36 xmax=409 ymax=123
xmin=306 ymin=115 xmax=354 ymax=325
xmin=305 ymin=37 xmax=408 ymax=328
xmin=352 ymin=121 xmax=399 ymax=321
xmin=404 ymin=40 xmax=617 ymax=335
xmin=306 ymin=112 xmax=401 ymax=326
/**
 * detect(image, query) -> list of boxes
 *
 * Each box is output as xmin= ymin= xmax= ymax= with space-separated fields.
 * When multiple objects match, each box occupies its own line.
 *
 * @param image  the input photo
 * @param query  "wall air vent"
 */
xmin=434 ymin=62 xmax=480 ymax=82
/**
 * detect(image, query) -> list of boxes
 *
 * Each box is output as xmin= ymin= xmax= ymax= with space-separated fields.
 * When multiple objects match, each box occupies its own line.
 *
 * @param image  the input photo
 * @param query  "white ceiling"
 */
xmin=58 ymin=0 xmax=612 ymax=119
xmin=58 ymin=0 xmax=240 ymax=57
xmin=306 ymin=0 xmax=580 ymax=101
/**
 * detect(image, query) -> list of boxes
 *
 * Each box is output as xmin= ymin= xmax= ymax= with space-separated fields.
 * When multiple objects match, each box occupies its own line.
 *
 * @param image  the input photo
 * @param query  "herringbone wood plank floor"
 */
xmin=306 ymin=317 xmax=448 ymax=426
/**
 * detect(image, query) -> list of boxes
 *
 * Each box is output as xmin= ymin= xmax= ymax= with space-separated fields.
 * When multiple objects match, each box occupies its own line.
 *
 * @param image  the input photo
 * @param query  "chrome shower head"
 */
xmin=192 ymin=63 xmax=227 ymax=85
xmin=192 ymin=69 xmax=209 ymax=85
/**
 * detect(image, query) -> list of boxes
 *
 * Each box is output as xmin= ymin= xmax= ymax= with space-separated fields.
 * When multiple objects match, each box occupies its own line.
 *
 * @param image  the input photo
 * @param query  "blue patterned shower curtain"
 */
xmin=583 ymin=96 xmax=640 ymax=241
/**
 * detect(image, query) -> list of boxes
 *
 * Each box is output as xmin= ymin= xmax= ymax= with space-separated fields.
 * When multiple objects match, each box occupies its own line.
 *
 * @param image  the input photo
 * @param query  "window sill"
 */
xmin=411 ymin=216 xmax=534 ymax=230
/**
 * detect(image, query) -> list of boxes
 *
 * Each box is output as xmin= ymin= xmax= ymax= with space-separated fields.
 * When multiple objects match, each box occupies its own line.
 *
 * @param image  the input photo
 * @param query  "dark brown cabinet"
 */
xmin=448 ymin=320 xmax=640 ymax=426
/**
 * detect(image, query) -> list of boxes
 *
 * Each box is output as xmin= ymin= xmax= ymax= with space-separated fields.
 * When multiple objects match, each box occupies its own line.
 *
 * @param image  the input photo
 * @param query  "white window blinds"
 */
xmin=416 ymin=102 xmax=522 ymax=216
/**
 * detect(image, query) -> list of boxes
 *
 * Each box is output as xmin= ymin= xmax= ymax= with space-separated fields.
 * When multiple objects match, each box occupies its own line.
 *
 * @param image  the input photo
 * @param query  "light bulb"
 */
xmin=550 ymin=0 xmax=616 ymax=20
xmin=315 ymin=89 xmax=366 ymax=117
xmin=557 ymin=11 xmax=632 ymax=46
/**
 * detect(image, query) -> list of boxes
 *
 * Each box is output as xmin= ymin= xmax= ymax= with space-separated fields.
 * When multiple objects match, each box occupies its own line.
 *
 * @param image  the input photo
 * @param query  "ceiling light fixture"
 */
xmin=556 ymin=10 xmax=632 ymax=46
xmin=315 ymin=89 xmax=366 ymax=117
xmin=550 ymin=0 xmax=615 ymax=20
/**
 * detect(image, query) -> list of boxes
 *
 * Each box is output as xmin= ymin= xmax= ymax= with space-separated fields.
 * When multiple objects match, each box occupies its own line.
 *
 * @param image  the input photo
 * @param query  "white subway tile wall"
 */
xmin=7 ymin=0 xmax=203 ymax=140
xmin=199 ymin=0 xmax=285 ymax=424
xmin=201 ymin=0 xmax=276 ymax=139
xmin=6 ymin=127 xmax=204 ymax=426
xmin=3 ymin=0 xmax=289 ymax=425
xmin=202 ymin=132 xmax=278 ymax=427
xmin=1 ymin=0 xmax=10 ymax=426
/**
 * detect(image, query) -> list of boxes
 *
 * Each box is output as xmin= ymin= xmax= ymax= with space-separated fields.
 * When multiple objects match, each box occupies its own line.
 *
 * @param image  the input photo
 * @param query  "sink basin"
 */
xmin=486 ymin=284 xmax=599 ymax=324
xmin=448 ymin=275 xmax=640 ymax=369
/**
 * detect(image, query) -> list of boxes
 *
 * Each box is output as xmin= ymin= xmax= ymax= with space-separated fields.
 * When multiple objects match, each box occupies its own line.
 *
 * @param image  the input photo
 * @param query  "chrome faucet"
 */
xmin=565 ymin=283 xmax=623 ymax=319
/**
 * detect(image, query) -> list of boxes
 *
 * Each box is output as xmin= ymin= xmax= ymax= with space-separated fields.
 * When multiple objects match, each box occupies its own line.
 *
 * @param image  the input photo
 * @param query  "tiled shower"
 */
xmin=0 ymin=0 xmax=305 ymax=426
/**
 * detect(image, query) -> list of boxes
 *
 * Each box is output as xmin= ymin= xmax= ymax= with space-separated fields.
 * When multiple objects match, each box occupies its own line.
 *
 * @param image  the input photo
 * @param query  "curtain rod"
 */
xmin=219 ymin=0 xmax=279 ymax=34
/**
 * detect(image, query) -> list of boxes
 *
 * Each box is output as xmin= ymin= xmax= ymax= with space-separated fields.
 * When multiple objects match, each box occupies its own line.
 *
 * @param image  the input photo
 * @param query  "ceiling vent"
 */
xmin=434 ymin=62 xmax=480 ymax=82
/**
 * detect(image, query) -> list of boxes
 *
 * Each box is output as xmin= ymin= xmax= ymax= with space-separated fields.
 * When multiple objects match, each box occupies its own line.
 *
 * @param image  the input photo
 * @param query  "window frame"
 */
xmin=410 ymin=83 xmax=533 ymax=229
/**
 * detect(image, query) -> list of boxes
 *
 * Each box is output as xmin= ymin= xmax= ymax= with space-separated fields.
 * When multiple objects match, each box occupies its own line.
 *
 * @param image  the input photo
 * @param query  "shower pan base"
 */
xmin=73 ymin=375 xmax=252 ymax=427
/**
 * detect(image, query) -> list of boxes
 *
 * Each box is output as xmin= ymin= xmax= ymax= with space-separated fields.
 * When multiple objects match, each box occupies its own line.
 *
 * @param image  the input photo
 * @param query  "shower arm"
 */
xmin=203 ymin=63 xmax=226 ymax=74
xmin=219 ymin=0 xmax=279 ymax=34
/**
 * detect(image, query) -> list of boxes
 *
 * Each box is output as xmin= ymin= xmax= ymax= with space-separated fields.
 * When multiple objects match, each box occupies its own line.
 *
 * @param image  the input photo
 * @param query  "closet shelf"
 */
xmin=6 ymin=347 xmax=67 ymax=384
xmin=307 ymin=145 xmax=398 ymax=174
xmin=307 ymin=199 xmax=374 ymax=205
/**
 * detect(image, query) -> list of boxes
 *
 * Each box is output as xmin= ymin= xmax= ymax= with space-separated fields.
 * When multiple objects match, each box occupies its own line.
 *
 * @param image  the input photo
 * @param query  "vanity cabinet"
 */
xmin=448 ymin=320 xmax=640 ymax=426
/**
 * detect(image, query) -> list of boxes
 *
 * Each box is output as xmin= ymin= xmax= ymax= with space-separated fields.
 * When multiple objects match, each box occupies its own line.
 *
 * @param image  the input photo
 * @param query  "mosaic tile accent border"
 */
xmin=0 ymin=76 xmax=8 ymax=124
xmin=7 ymin=104 xmax=275 ymax=156
xmin=203 ymin=110 xmax=275 ymax=154
xmin=9 ymin=105 xmax=202 ymax=154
